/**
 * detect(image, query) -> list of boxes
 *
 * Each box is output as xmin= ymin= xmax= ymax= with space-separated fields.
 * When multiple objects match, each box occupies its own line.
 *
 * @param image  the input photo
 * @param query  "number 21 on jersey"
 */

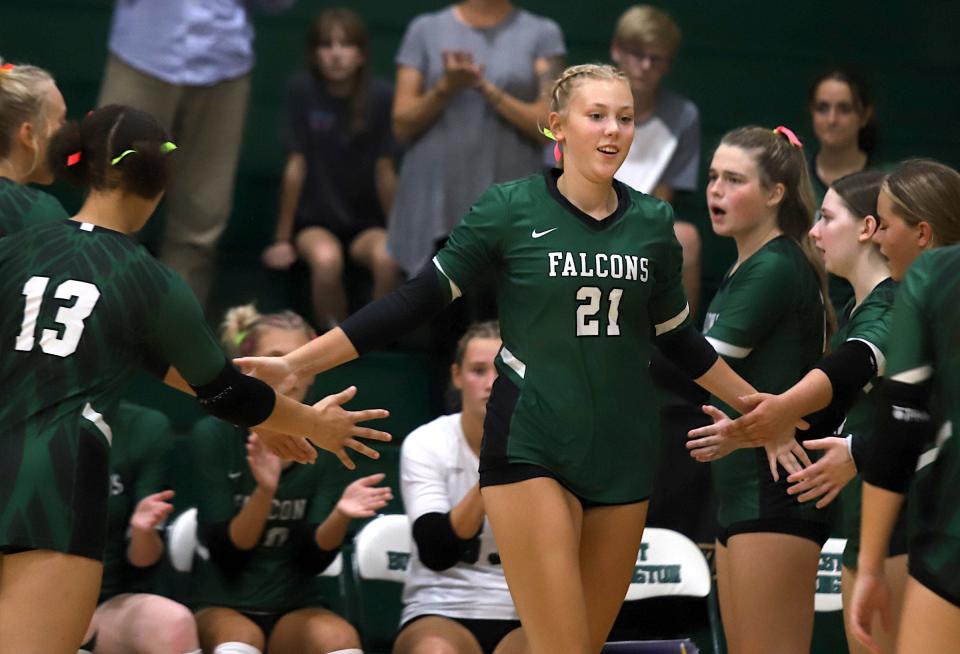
xmin=15 ymin=276 xmax=101 ymax=357
xmin=577 ymin=286 xmax=623 ymax=336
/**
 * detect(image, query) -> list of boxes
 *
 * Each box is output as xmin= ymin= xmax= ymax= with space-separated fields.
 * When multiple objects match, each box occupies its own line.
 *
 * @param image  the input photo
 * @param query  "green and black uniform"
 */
xmin=190 ymin=417 xmax=345 ymax=615
xmin=0 ymin=176 xmax=68 ymax=238
xmin=831 ymin=279 xmax=908 ymax=568
xmin=874 ymin=247 xmax=960 ymax=606
xmin=0 ymin=220 xmax=226 ymax=560
xmin=100 ymin=402 xmax=175 ymax=601
xmin=703 ymin=235 xmax=831 ymax=545
xmin=433 ymin=170 xmax=691 ymax=504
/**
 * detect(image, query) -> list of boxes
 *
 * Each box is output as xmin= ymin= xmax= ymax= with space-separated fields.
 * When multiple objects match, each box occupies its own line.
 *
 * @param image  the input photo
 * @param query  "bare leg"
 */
xmin=842 ymin=556 xmax=908 ymax=654
xmin=88 ymin=592 xmax=198 ymax=654
xmin=578 ymin=502 xmax=649 ymax=653
xmin=673 ymin=221 xmax=701 ymax=317
xmin=714 ymin=541 xmax=740 ymax=654
xmin=195 ymin=607 xmax=264 ymax=653
xmin=724 ymin=533 xmax=820 ymax=654
xmin=392 ymin=615 xmax=484 ymax=654
xmin=895 ymin=575 xmax=960 ymax=653
xmin=268 ymin=607 xmax=361 ymax=654
xmin=482 ymin=477 xmax=591 ymax=654
xmin=295 ymin=227 xmax=348 ymax=327
xmin=349 ymin=227 xmax=403 ymax=300
xmin=0 ymin=549 xmax=102 ymax=654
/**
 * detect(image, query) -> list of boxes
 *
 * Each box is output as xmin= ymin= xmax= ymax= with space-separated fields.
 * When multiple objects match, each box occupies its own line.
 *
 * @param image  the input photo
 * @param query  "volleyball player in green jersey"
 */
xmin=690 ymin=169 xmax=902 ymax=653
xmin=0 ymin=60 xmax=69 ymax=237
xmin=80 ymin=402 xmax=199 ymax=654
xmin=851 ymin=245 xmax=960 ymax=653
xmin=193 ymin=304 xmax=389 ymax=654
xmin=0 ymin=105 xmax=390 ymax=654
xmin=236 ymin=65 xmax=803 ymax=654
xmin=683 ymin=126 xmax=834 ymax=654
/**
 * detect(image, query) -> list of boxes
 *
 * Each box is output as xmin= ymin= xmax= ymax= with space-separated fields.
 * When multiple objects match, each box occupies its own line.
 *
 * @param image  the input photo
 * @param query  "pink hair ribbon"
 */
xmin=0 ymin=64 xmax=15 ymax=74
xmin=773 ymin=125 xmax=803 ymax=149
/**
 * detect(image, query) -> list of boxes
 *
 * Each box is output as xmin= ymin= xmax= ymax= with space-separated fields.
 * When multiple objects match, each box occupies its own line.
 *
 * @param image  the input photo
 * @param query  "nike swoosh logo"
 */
xmin=532 ymin=227 xmax=558 ymax=238
xmin=227 ymin=472 xmax=242 ymax=480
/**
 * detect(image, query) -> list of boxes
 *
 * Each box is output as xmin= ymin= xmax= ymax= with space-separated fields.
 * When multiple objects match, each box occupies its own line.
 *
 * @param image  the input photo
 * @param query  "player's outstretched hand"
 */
xmin=336 ymin=473 xmax=393 ymax=519
xmin=130 ymin=489 xmax=176 ymax=533
xmin=310 ymin=386 xmax=391 ymax=470
xmin=763 ymin=432 xmax=812 ymax=482
xmin=256 ymin=427 xmax=318 ymax=464
xmin=850 ymin=569 xmax=893 ymax=654
xmin=687 ymin=405 xmax=742 ymax=462
xmin=724 ymin=392 xmax=811 ymax=446
xmin=235 ymin=353 xmax=296 ymax=392
xmin=786 ymin=437 xmax=856 ymax=508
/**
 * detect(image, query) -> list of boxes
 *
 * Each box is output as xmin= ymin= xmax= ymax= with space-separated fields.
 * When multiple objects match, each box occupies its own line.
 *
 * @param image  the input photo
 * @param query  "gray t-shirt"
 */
xmin=387 ymin=7 xmax=565 ymax=274
xmin=614 ymin=88 xmax=700 ymax=195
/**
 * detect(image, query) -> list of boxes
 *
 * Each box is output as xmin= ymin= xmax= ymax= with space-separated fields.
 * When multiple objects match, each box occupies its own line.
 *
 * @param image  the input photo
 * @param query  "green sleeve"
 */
xmin=844 ymin=284 xmax=896 ymax=375
xmin=646 ymin=202 xmax=691 ymax=333
xmin=704 ymin=254 xmax=794 ymax=356
xmin=191 ymin=417 xmax=242 ymax=525
xmin=130 ymin=407 xmax=175 ymax=500
xmin=433 ymin=185 xmax=505 ymax=300
xmin=143 ymin=267 xmax=228 ymax=385
xmin=29 ymin=191 xmax=70 ymax=224
xmin=885 ymin=262 xmax=933 ymax=381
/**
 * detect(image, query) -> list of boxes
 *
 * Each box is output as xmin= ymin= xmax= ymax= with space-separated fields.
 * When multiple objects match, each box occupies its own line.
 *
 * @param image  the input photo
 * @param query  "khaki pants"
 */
xmin=98 ymin=55 xmax=251 ymax=306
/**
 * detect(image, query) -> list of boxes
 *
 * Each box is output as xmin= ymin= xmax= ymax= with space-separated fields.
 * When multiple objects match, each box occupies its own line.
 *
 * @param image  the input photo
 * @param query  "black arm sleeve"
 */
xmin=190 ymin=362 xmax=276 ymax=428
xmin=813 ymin=340 xmax=878 ymax=415
xmin=863 ymin=379 xmax=934 ymax=493
xmin=289 ymin=523 xmax=340 ymax=575
xmin=411 ymin=512 xmax=480 ymax=572
xmin=655 ymin=324 xmax=719 ymax=380
xmin=202 ymin=521 xmax=253 ymax=573
xmin=340 ymin=262 xmax=449 ymax=355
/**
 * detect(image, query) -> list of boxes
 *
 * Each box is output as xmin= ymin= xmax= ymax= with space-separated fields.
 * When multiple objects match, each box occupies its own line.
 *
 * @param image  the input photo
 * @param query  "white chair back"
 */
xmin=815 ymin=537 xmax=846 ymax=612
xmin=623 ymin=528 xmax=711 ymax=601
xmin=353 ymin=514 xmax=411 ymax=583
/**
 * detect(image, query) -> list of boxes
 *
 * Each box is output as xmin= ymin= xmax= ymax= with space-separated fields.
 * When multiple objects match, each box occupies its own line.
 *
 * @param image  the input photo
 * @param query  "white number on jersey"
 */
xmin=576 ymin=286 xmax=623 ymax=336
xmin=15 ymin=276 xmax=101 ymax=357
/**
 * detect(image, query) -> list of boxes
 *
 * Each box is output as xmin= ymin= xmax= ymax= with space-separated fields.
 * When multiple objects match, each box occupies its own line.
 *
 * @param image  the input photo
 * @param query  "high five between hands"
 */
xmin=687 ymin=393 xmax=855 ymax=507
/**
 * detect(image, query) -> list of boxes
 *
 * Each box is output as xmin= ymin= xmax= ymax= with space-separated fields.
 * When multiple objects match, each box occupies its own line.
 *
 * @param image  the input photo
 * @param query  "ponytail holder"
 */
xmin=540 ymin=126 xmax=562 ymax=162
xmin=773 ymin=125 xmax=803 ymax=149
xmin=0 ymin=64 xmax=14 ymax=74
xmin=233 ymin=330 xmax=249 ymax=347
xmin=66 ymin=151 xmax=82 ymax=167
xmin=111 ymin=141 xmax=177 ymax=166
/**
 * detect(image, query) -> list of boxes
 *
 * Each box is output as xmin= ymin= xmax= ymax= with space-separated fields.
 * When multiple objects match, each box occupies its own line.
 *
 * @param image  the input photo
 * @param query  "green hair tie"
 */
xmin=233 ymin=330 xmax=249 ymax=346
xmin=111 ymin=141 xmax=177 ymax=166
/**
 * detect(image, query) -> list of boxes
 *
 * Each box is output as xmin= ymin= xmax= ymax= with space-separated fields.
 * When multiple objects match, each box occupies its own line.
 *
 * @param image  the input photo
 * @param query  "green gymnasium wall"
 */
xmin=3 ymin=1 xmax=959 ymax=293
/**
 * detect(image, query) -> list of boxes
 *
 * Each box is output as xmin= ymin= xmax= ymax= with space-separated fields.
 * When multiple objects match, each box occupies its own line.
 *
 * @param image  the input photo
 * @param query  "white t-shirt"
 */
xmin=400 ymin=413 xmax=517 ymax=623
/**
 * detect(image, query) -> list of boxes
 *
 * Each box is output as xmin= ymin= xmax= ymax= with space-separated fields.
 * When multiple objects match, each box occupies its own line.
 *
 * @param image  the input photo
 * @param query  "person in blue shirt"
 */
xmin=98 ymin=0 xmax=297 ymax=307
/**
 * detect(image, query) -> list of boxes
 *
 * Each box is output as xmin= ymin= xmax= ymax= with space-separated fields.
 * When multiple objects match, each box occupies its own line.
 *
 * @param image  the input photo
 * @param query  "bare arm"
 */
xmin=273 ymin=152 xmax=307 ymax=243
xmin=449 ymin=483 xmax=484 ymax=539
xmin=375 ymin=156 xmax=397 ymax=217
xmin=229 ymin=486 xmax=275 ymax=549
xmin=392 ymin=66 xmax=454 ymax=144
xmin=479 ymin=55 xmax=564 ymax=143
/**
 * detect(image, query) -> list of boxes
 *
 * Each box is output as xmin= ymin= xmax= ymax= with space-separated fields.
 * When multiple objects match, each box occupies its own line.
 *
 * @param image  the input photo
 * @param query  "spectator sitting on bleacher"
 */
xmin=191 ymin=304 xmax=391 ymax=654
xmin=393 ymin=321 xmax=525 ymax=654
xmin=609 ymin=5 xmax=703 ymax=313
xmin=79 ymin=403 xmax=200 ymax=654
xmin=262 ymin=8 xmax=401 ymax=330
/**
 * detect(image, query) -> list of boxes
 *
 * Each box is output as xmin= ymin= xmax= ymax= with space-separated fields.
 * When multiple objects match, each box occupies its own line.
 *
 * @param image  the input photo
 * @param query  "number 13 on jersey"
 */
xmin=576 ymin=286 xmax=623 ymax=336
xmin=15 ymin=276 xmax=101 ymax=357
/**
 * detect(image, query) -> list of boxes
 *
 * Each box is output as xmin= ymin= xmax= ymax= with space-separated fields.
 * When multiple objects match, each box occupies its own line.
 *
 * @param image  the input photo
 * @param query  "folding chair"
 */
xmin=603 ymin=527 xmax=721 ymax=654
xmin=350 ymin=514 xmax=411 ymax=653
